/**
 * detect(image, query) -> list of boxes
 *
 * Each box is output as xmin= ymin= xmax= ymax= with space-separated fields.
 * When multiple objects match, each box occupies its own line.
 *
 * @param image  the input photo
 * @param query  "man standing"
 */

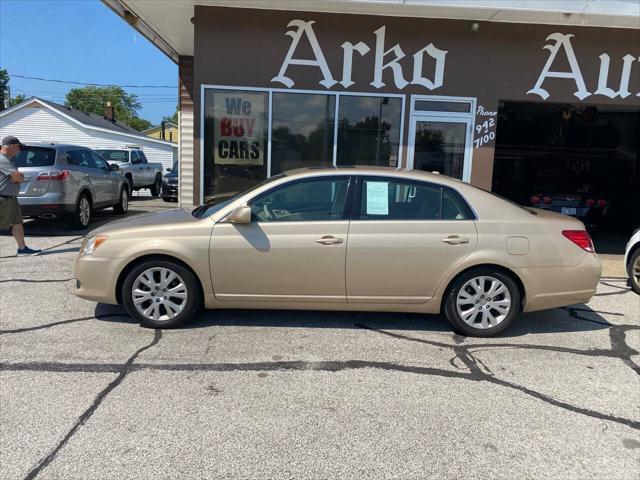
xmin=0 ymin=136 xmax=41 ymax=256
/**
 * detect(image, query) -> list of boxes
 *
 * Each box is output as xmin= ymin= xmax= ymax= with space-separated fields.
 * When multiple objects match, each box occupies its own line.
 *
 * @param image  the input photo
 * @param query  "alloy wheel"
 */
xmin=455 ymin=275 xmax=512 ymax=329
xmin=633 ymin=256 xmax=640 ymax=287
xmin=132 ymin=267 xmax=188 ymax=322
xmin=79 ymin=197 xmax=90 ymax=226
xmin=121 ymin=189 xmax=128 ymax=212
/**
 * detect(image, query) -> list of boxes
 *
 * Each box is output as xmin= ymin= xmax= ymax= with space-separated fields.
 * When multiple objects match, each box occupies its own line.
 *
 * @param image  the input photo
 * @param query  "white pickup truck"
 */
xmin=95 ymin=147 xmax=164 ymax=196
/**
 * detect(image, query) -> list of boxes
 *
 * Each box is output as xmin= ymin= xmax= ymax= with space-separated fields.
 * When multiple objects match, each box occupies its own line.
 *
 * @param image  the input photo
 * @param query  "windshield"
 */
xmin=192 ymin=174 xmax=285 ymax=218
xmin=96 ymin=150 xmax=129 ymax=162
xmin=13 ymin=147 xmax=56 ymax=167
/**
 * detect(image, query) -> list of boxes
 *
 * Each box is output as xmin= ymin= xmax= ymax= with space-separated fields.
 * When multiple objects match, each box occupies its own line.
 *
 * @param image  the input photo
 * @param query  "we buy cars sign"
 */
xmin=214 ymin=93 xmax=265 ymax=166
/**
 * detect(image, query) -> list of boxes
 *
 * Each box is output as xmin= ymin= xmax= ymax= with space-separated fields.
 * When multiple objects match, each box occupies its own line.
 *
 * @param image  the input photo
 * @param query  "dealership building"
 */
xmin=104 ymin=0 xmax=640 ymax=230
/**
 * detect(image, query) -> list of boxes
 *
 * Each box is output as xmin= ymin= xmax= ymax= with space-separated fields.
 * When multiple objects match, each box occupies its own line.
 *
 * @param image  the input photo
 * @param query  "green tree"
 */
xmin=0 ymin=69 xmax=9 ymax=109
xmin=65 ymin=85 xmax=151 ymax=131
xmin=162 ymin=107 xmax=178 ymax=125
xmin=10 ymin=94 xmax=27 ymax=106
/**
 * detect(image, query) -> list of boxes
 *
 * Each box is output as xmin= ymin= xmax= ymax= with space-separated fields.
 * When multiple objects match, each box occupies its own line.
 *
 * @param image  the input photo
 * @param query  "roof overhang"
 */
xmin=102 ymin=0 xmax=640 ymax=62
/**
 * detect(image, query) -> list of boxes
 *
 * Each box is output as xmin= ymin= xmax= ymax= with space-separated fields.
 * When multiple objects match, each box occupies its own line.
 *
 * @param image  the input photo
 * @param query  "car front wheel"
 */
xmin=444 ymin=268 xmax=521 ymax=337
xmin=122 ymin=260 xmax=201 ymax=328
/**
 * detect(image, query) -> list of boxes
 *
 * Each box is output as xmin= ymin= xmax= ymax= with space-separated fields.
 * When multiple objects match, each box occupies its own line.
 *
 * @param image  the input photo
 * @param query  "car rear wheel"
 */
xmin=629 ymin=249 xmax=640 ymax=295
xmin=444 ymin=268 xmax=521 ymax=337
xmin=71 ymin=193 xmax=92 ymax=229
xmin=150 ymin=174 xmax=162 ymax=197
xmin=113 ymin=187 xmax=129 ymax=214
xmin=122 ymin=260 xmax=201 ymax=328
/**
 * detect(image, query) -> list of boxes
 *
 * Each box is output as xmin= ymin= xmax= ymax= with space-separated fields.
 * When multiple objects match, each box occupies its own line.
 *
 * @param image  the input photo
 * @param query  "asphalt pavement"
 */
xmin=1 ymin=197 xmax=639 ymax=480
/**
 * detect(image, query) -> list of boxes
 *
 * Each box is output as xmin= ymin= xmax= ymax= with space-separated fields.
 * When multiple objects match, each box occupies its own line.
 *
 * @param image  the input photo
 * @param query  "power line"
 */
xmin=10 ymin=74 xmax=177 ymax=89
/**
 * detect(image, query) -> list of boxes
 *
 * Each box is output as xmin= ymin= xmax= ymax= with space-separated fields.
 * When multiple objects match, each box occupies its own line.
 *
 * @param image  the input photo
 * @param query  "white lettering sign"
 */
xmin=271 ymin=20 xmax=337 ymax=89
xmin=272 ymin=20 xmax=448 ymax=92
xmin=528 ymin=33 xmax=639 ymax=101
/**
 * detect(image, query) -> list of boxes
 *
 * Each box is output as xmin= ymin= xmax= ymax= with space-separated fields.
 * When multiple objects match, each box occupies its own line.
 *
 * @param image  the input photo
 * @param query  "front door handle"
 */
xmin=315 ymin=235 xmax=344 ymax=245
xmin=442 ymin=235 xmax=470 ymax=245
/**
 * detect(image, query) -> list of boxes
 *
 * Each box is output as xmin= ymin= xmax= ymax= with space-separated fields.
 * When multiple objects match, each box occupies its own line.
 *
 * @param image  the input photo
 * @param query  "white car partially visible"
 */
xmin=624 ymin=228 xmax=640 ymax=294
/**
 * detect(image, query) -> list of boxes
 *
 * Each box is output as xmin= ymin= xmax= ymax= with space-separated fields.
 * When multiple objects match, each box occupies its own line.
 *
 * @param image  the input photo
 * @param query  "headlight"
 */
xmin=81 ymin=235 xmax=108 ymax=255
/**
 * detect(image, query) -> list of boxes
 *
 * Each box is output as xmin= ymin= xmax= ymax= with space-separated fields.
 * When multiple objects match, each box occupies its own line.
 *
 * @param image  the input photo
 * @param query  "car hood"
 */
xmin=90 ymin=208 xmax=208 ymax=236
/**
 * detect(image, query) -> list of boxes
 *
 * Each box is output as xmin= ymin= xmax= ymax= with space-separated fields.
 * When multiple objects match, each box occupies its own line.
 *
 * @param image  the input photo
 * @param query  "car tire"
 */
xmin=628 ymin=248 xmax=640 ymax=295
xmin=71 ymin=193 xmax=92 ymax=229
xmin=150 ymin=174 xmax=162 ymax=197
xmin=125 ymin=175 xmax=134 ymax=196
xmin=113 ymin=187 xmax=129 ymax=214
xmin=444 ymin=268 xmax=521 ymax=337
xmin=162 ymin=197 xmax=171 ymax=202
xmin=122 ymin=259 xmax=201 ymax=329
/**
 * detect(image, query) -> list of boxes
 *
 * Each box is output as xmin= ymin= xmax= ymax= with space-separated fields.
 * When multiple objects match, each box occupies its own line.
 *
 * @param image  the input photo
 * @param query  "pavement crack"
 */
xmin=355 ymin=323 xmax=640 ymax=430
xmin=0 ymin=313 xmax=131 ymax=335
xmin=0 ymin=278 xmax=74 ymax=284
xmin=22 ymin=329 xmax=162 ymax=480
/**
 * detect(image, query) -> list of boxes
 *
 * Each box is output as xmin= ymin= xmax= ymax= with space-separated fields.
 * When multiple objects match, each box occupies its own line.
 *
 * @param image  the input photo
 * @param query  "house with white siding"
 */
xmin=0 ymin=97 xmax=177 ymax=172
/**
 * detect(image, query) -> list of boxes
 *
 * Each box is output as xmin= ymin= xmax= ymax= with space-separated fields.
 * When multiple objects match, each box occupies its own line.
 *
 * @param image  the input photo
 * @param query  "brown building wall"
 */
xmin=191 ymin=5 xmax=640 ymax=201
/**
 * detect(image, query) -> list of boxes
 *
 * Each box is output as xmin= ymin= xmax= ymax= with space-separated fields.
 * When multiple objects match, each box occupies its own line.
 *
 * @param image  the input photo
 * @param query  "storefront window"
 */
xmin=203 ymin=89 xmax=268 ymax=200
xmin=336 ymin=96 xmax=402 ymax=167
xmin=271 ymin=92 xmax=335 ymax=175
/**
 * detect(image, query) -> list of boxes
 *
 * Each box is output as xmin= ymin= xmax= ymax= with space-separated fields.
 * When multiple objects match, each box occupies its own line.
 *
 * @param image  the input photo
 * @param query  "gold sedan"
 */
xmin=74 ymin=167 xmax=601 ymax=337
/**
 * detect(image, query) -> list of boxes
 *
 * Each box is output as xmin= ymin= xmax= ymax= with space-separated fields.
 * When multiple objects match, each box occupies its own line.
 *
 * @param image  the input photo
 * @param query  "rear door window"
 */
xmin=12 ymin=147 xmax=56 ymax=167
xmin=67 ymin=150 xmax=96 ymax=169
xmin=355 ymin=177 xmax=475 ymax=221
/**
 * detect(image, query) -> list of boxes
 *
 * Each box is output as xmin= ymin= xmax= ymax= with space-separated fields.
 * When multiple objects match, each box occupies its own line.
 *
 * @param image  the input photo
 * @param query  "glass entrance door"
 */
xmin=408 ymin=96 xmax=475 ymax=182
xmin=411 ymin=120 xmax=467 ymax=179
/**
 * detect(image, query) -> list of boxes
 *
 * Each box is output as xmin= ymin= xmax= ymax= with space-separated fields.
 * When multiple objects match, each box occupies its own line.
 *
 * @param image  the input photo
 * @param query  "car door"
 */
xmin=345 ymin=176 xmax=478 ymax=304
xmin=138 ymin=151 xmax=153 ymax=184
xmin=210 ymin=176 xmax=353 ymax=302
xmin=90 ymin=152 xmax=119 ymax=203
xmin=130 ymin=151 xmax=144 ymax=186
xmin=67 ymin=150 xmax=98 ymax=200
xmin=80 ymin=149 xmax=110 ymax=206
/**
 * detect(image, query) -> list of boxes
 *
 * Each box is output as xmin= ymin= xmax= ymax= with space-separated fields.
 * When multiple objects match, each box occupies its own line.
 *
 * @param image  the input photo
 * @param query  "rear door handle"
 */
xmin=442 ymin=235 xmax=470 ymax=245
xmin=315 ymin=235 xmax=344 ymax=245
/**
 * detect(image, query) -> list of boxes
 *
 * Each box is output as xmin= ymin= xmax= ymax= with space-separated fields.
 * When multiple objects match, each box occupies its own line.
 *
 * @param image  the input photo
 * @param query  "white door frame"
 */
xmin=407 ymin=95 xmax=476 ymax=183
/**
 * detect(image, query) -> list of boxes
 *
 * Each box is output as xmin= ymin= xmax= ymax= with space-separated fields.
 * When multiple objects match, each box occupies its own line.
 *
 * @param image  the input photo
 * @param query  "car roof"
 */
xmin=282 ymin=166 xmax=467 ymax=189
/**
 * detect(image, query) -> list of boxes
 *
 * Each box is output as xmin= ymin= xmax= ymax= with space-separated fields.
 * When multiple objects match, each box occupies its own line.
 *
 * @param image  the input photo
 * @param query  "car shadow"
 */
xmin=93 ymin=302 xmax=612 ymax=338
xmin=0 ymin=208 xmax=165 ymax=237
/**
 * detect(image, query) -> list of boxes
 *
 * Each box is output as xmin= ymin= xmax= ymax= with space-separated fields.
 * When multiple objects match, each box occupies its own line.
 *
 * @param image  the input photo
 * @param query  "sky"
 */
xmin=0 ymin=0 xmax=178 ymax=125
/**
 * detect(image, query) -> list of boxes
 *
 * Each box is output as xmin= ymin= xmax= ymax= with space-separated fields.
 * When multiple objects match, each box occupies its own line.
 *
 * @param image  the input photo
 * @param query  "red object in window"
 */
xmin=37 ymin=170 xmax=71 ymax=181
xmin=585 ymin=198 xmax=596 ymax=207
xmin=530 ymin=195 xmax=541 ymax=205
xmin=562 ymin=230 xmax=595 ymax=253
xmin=542 ymin=196 xmax=552 ymax=205
xmin=596 ymin=199 xmax=607 ymax=208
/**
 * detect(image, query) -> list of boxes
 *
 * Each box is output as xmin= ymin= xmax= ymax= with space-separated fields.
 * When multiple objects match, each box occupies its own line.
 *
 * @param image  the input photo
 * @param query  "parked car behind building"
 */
xmin=95 ymin=147 xmax=164 ymax=197
xmin=16 ymin=143 xmax=129 ymax=228
xmin=161 ymin=160 xmax=178 ymax=202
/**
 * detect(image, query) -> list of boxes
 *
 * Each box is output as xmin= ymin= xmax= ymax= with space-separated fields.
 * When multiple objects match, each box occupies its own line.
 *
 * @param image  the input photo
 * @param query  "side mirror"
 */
xmin=109 ymin=163 xmax=120 ymax=171
xmin=227 ymin=205 xmax=251 ymax=224
xmin=166 ymin=168 xmax=172 ymax=172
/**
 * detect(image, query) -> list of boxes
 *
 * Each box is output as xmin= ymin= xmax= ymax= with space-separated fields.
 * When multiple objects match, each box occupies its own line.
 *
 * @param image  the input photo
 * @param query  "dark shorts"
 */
xmin=0 ymin=196 xmax=23 ymax=229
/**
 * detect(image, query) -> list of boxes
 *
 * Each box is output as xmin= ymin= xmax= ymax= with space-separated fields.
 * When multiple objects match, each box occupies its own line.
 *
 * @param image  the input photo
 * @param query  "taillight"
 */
xmin=530 ymin=195 xmax=541 ymax=205
xmin=37 ymin=170 xmax=71 ymax=181
xmin=562 ymin=230 xmax=595 ymax=253
xmin=596 ymin=199 xmax=607 ymax=208
xmin=585 ymin=198 xmax=595 ymax=207
xmin=542 ymin=196 xmax=552 ymax=205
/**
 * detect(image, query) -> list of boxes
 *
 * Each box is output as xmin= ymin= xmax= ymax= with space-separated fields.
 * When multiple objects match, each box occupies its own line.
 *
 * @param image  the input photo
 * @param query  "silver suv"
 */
xmin=16 ymin=143 xmax=129 ymax=228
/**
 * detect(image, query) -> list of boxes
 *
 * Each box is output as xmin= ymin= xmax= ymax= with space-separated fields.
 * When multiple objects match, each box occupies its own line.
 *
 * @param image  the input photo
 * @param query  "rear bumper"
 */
xmin=17 ymin=193 xmax=75 ymax=217
xmin=518 ymin=253 xmax=602 ymax=312
xmin=73 ymin=254 xmax=131 ymax=305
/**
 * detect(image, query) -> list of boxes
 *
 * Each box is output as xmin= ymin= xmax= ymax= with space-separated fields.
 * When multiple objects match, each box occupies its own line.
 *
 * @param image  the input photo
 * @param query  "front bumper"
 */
xmin=162 ymin=182 xmax=178 ymax=200
xmin=74 ymin=254 xmax=131 ymax=305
